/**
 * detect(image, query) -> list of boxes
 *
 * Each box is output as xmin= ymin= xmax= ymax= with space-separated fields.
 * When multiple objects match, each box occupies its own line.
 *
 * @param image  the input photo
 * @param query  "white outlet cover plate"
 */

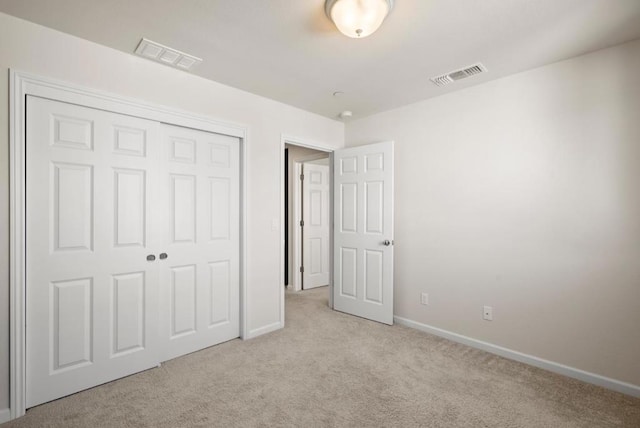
xmin=483 ymin=306 xmax=493 ymax=321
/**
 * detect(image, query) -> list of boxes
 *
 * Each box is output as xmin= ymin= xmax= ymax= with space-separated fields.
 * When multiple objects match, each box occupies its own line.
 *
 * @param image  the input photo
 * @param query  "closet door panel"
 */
xmin=26 ymin=96 xmax=161 ymax=407
xmin=158 ymin=124 xmax=240 ymax=361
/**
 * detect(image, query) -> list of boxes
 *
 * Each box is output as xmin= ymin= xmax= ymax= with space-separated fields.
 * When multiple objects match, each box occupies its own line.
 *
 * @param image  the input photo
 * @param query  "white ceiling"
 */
xmin=2 ymin=0 xmax=640 ymax=120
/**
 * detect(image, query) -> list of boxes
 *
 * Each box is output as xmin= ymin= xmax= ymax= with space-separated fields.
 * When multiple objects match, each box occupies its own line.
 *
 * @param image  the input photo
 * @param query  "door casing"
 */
xmin=9 ymin=71 xmax=248 ymax=419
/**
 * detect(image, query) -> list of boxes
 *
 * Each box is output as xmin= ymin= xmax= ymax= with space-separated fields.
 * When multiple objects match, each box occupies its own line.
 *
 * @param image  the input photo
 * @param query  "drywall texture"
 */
xmin=0 ymin=12 xmax=344 ymax=411
xmin=346 ymin=38 xmax=640 ymax=388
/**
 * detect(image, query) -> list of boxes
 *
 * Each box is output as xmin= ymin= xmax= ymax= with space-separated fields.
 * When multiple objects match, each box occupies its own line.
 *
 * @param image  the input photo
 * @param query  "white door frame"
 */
xmin=291 ymin=156 xmax=329 ymax=291
xmin=9 ymin=71 xmax=249 ymax=419
xmin=280 ymin=136 xmax=334 ymax=311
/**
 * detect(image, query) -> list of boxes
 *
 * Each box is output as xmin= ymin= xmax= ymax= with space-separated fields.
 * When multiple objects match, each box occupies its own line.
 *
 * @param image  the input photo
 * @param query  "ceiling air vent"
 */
xmin=430 ymin=63 xmax=487 ymax=87
xmin=135 ymin=38 xmax=202 ymax=71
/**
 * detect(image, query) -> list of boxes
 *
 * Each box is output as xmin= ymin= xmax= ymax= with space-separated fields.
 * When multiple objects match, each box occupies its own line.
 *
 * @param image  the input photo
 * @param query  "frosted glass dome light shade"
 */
xmin=325 ymin=0 xmax=394 ymax=38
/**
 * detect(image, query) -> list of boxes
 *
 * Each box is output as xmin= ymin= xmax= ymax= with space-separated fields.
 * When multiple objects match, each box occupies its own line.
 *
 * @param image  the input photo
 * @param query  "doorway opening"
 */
xmin=284 ymin=143 xmax=331 ymax=292
xmin=280 ymin=137 xmax=395 ymax=328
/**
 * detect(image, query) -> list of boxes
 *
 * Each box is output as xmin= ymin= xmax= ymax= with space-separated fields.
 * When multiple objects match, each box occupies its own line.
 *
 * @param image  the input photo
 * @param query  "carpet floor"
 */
xmin=3 ymin=286 xmax=640 ymax=427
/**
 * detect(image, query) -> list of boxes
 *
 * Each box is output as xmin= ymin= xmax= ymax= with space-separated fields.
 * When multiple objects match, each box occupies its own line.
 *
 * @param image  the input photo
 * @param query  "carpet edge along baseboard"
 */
xmin=393 ymin=316 xmax=640 ymax=398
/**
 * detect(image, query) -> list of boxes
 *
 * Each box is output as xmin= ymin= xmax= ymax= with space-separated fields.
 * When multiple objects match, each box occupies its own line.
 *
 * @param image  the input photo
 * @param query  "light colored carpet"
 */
xmin=3 ymin=286 xmax=640 ymax=427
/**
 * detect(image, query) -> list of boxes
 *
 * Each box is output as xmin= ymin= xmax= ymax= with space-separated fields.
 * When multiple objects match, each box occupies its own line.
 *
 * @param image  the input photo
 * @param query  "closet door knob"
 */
xmin=159 ymin=253 xmax=168 ymax=260
xmin=146 ymin=254 xmax=156 ymax=261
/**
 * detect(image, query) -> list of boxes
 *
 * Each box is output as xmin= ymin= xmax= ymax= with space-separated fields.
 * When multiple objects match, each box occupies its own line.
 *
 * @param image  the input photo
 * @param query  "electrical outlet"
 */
xmin=483 ymin=306 xmax=493 ymax=321
xmin=421 ymin=293 xmax=429 ymax=305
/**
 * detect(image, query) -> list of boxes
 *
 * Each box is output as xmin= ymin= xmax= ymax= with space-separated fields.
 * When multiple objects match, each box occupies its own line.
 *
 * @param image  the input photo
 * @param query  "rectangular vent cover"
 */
xmin=431 ymin=63 xmax=487 ymax=87
xmin=135 ymin=38 xmax=202 ymax=71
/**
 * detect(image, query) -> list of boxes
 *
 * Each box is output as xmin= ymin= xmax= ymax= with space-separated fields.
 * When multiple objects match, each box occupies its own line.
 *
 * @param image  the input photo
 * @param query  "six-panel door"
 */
xmin=158 ymin=124 xmax=240 ymax=361
xmin=303 ymin=162 xmax=330 ymax=289
xmin=26 ymin=96 xmax=162 ymax=407
xmin=333 ymin=142 xmax=394 ymax=325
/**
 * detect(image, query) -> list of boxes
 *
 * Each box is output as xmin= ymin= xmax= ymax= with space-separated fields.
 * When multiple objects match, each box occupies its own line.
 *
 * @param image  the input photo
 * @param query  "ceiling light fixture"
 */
xmin=325 ymin=0 xmax=394 ymax=38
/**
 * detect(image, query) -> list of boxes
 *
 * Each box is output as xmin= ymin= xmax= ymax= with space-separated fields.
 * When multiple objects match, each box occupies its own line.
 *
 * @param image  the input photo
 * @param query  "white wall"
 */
xmin=346 ymin=38 xmax=640 ymax=388
xmin=0 ymin=12 xmax=344 ymax=412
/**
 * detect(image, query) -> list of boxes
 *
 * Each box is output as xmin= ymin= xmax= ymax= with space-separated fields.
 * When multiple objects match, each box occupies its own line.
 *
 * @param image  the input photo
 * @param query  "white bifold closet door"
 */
xmin=158 ymin=124 xmax=239 ymax=361
xmin=25 ymin=96 xmax=239 ymax=407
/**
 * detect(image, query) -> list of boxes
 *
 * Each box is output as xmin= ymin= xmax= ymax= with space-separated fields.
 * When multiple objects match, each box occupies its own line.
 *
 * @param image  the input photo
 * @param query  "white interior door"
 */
xmin=26 ymin=96 xmax=162 ymax=407
xmin=302 ymin=161 xmax=330 ymax=289
xmin=158 ymin=124 xmax=240 ymax=361
xmin=333 ymin=141 xmax=394 ymax=325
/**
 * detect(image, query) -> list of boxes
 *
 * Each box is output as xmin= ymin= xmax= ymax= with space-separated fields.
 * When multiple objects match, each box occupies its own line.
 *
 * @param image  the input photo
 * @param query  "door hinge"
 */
xmin=300 ymin=174 xmax=304 ymax=181
xmin=300 ymin=220 xmax=304 ymax=227
xmin=300 ymin=266 xmax=304 ymax=273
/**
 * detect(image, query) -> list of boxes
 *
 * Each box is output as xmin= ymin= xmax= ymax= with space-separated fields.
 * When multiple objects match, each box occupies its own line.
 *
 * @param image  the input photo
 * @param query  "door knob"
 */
xmin=383 ymin=240 xmax=391 ymax=246
xmin=146 ymin=254 xmax=156 ymax=261
xmin=159 ymin=253 xmax=168 ymax=260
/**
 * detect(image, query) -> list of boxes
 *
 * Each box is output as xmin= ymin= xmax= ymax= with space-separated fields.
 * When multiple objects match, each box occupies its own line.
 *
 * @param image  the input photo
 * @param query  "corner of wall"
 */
xmin=245 ymin=321 xmax=283 ymax=340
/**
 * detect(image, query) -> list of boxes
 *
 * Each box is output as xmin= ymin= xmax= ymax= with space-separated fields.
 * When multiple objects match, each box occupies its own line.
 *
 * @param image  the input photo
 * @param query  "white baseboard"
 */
xmin=245 ymin=321 xmax=283 ymax=339
xmin=0 ymin=408 xmax=10 ymax=423
xmin=394 ymin=316 xmax=640 ymax=398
